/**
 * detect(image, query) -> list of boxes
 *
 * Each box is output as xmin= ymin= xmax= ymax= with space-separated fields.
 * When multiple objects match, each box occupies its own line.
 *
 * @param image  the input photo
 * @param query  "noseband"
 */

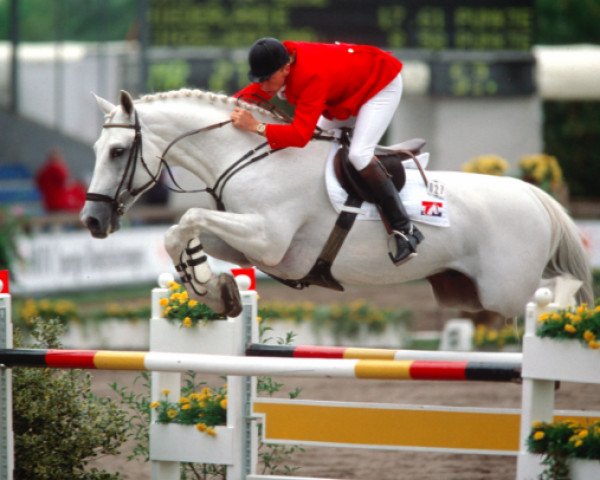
xmin=85 ymin=112 xmax=155 ymax=215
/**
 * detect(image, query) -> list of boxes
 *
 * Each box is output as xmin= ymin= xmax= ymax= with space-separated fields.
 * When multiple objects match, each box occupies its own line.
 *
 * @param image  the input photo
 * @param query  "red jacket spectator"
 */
xmin=36 ymin=149 xmax=86 ymax=212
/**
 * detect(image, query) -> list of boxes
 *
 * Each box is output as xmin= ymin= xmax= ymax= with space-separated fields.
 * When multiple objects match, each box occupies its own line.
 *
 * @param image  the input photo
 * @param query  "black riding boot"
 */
xmin=359 ymin=157 xmax=424 ymax=265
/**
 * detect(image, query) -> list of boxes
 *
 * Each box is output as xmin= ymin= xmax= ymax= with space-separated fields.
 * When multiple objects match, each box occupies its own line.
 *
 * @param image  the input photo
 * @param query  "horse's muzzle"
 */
xmin=80 ymin=202 xmax=120 ymax=238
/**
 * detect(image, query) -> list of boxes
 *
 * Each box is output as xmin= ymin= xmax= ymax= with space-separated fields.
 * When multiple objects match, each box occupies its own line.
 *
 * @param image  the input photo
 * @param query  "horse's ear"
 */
xmin=92 ymin=92 xmax=115 ymax=115
xmin=119 ymin=90 xmax=135 ymax=117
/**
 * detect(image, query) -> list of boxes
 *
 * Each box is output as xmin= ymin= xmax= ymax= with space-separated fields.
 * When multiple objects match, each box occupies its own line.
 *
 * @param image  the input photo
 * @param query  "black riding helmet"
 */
xmin=248 ymin=37 xmax=290 ymax=82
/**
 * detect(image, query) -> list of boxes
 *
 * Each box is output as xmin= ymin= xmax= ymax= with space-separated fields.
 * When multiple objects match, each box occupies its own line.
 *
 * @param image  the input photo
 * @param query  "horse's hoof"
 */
xmin=218 ymin=273 xmax=242 ymax=317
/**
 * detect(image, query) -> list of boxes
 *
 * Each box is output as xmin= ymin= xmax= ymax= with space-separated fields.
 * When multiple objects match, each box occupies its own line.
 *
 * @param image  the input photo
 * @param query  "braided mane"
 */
xmin=137 ymin=88 xmax=281 ymax=121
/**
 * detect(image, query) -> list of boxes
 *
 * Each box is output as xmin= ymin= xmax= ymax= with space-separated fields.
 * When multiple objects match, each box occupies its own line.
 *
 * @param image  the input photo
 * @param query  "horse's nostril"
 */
xmin=84 ymin=216 xmax=99 ymax=230
xmin=83 ymin=216 xmax=106 ymax=237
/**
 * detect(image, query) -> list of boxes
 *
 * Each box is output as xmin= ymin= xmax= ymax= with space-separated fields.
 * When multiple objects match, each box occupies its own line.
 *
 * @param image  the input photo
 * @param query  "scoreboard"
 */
xmin=149 ymin=0 xmax=535 ymax=96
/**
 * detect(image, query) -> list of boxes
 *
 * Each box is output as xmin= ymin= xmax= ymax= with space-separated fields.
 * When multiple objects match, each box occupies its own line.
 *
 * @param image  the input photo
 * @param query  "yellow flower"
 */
xmin=181 ymin=403 xmax=191 ymax=410
xmin=584 ymin=330 xmax=596 ymax=342
xmin=179 ymin=397 xmax=190 ymax=404
xmin=179 ymin=291 xmax=189 ymax=303
xmin=188 ymin=300 xmax=198 ymax=308
xmin=538 ymin=312 xmax=550 ymax=323
xmin=576 ymin=304 xmax=588 ymax=315
xmin=486 ymin=330 xmax=498 ymax=342
xmin=578 ymin=429 xmax=589 ymax=438
xmin=161 ymin=389 xmax=171 ymax=396
xmin=168 ymin=281 xmax=181 ymax=290
xmin=196 ymin=423 xmax=207 ymax=432
xmin=220 ymin=398 xmax=227 ymax=410
xmin=533 ymin=431 xmax=545 ymax=441
xmin=462 ymin=155 xmax=509 ymax=176
xmin=149 ymin=401 xmax=160 ymax=409
xmin=564 ymin=324 xmax=576 ymax=334
xmin=159 ymin=298 xmax=169 ymax=307
xmin=167 ymin=409 xmax=177 ymax=419
xmin=588 ymin=341 xmax=600 ymax=350
xmin=206 ymin=427 xmax=217 ymax=436
xmin=183 ymin=317 xmax=192 ymax=328
xmin=200 ymin=387 xmax=213 ymax=397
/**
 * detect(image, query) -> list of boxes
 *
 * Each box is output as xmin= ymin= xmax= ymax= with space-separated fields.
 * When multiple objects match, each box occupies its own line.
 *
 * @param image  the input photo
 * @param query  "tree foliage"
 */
xmin=536 ymin=0 xmax=600 ymax=45
xmin=0 ymin=0 xmax=137 ymax=42
xmin=536 ymin=0 xmax=600 ymax=199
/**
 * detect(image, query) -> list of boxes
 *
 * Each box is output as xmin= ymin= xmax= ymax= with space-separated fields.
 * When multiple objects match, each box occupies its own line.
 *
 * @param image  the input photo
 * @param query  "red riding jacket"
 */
xmin=233 ymin=41 xmax=402 ymax=150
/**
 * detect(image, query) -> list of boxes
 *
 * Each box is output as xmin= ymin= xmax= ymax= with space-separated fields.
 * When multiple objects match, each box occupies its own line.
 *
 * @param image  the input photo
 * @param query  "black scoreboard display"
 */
xmin=149 ymin=0 xmax=535 ymax=97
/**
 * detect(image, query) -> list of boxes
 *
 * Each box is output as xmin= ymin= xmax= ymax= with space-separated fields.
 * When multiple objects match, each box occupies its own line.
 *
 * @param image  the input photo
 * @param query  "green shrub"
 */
xmin=12 ymin=319 xmax=129 ymax=480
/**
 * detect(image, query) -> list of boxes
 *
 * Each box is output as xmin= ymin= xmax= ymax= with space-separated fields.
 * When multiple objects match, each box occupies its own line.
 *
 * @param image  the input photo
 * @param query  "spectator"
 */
xmin=35 ymin=148 xmax=87 ymax=212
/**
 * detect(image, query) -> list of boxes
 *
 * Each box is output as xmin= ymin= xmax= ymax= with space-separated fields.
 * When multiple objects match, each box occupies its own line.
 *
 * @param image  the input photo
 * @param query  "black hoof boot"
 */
xmin=387 ymin=225 xmax=423 ymax=265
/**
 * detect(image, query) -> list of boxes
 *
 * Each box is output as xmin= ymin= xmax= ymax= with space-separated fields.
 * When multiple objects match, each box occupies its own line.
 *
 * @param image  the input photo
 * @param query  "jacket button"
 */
xmin=348 ymin=48 xmax=354 ymax=53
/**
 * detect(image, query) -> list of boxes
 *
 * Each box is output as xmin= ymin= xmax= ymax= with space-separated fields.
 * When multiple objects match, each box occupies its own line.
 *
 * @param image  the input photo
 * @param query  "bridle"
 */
xmin=85 ymin=110 xmax=278 ymax=214
xmin=86 ymin=112 xmax=152 ymax=215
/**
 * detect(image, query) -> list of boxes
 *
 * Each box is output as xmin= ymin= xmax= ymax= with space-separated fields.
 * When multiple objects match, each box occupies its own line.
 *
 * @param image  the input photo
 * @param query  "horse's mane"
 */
xmin=136 ymin=88 xmax=282 ymax=122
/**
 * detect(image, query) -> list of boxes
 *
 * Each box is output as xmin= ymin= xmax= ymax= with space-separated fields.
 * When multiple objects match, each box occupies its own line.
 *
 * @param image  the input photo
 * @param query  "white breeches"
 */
xmin=317 ymin=73 xmax=403 ymax=171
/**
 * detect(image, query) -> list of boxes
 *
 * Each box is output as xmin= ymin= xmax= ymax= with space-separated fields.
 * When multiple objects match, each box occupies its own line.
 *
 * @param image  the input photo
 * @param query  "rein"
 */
xmin=86 ymin=111 xmax=280 ymax=214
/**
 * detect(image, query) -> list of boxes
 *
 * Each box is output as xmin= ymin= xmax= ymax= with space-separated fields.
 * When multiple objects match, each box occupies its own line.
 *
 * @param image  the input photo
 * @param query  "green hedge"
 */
xmin=543 ymin=102 xmax=600 ymax=199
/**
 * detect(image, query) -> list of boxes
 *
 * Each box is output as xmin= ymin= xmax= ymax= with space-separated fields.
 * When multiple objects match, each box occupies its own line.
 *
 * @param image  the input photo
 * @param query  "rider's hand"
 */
xmin=231 ymin=107 xmax=260 ymax=133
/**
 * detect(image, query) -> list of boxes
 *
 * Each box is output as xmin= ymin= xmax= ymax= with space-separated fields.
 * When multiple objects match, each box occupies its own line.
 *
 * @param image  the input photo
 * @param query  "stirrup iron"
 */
xmin=387 ymin=229 xmax=419 ymax=266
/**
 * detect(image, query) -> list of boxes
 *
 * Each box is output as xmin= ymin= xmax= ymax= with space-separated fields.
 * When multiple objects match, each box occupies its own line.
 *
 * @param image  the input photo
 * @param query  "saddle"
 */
xmin=333 ymin=137 xmax=426 ymax=203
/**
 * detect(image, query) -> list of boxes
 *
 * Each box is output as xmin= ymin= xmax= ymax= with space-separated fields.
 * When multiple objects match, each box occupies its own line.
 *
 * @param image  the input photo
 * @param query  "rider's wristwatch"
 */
xmin=256 ymin=123 xmax=266 ymax=136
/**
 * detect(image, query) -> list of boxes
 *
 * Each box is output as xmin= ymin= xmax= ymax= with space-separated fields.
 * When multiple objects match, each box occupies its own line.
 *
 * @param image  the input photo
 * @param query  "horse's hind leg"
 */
xmin=476 ymin=269 xmax=542 ymax=319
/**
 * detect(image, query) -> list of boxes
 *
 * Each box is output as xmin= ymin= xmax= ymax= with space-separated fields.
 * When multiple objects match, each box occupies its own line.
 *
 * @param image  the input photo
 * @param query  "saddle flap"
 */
xmin=333 ymin=147 xmax=406 ymax=203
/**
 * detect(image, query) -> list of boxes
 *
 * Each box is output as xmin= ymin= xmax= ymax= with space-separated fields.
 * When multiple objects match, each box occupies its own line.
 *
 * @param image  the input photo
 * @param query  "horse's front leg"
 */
xmin=164 ymin=224 xmax=244 ymax=317
xmin=179 ymin=208 xmax=290 ymax=266
xmin=164 ymin=208 xmax=290 ymax=316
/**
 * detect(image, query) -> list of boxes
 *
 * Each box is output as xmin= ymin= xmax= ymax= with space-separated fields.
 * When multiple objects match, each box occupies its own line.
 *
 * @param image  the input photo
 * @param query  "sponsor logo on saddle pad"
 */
xmin=421 ymin=200 xmax=444 ymax=217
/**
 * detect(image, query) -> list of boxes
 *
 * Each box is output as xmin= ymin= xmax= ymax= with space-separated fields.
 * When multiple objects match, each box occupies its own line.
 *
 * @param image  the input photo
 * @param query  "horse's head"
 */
xmin=81 ymin=90 xmax=162 ymax=238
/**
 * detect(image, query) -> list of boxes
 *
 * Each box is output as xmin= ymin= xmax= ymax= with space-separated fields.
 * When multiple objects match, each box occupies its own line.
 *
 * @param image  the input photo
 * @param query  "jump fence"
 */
xmin=1 ymin=271 xmax=599 ymax=480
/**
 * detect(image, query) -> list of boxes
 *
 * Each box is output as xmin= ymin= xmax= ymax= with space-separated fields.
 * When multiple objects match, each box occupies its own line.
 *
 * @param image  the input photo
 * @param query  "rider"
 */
xmin=230 ymin=37 xmax=423 ymax=265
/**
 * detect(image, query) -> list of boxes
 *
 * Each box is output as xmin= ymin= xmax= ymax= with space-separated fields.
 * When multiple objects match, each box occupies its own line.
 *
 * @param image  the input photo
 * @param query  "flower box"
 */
xmin=149 ymin=423 xmax=233 ymax=464
xmin=522 ymin=336 xmax=600 ymax=384
xmin=569 ymin=458 xmax=600 ymax=479
xmin=150 ymin=317 xmax=238 ymax=355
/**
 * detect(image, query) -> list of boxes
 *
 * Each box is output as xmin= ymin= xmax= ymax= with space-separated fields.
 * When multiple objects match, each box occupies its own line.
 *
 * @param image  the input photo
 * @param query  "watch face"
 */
xmin=258 ymin=124 xmax=266 ymax=134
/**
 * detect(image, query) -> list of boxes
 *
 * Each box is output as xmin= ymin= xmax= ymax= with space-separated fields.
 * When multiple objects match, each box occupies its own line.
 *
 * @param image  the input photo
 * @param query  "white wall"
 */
xmin=391 ymin=95 xmax=541 ymax=171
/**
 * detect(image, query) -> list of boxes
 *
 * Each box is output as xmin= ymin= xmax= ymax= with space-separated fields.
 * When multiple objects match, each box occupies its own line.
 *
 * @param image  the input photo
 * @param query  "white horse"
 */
xmin=81 ymin=89 xmax=593 ymax=319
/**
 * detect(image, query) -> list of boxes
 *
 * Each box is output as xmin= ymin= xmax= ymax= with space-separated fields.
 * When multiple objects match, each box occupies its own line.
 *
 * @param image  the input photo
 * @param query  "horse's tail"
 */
xmin=530 ymin=185 xmax=594 ymax=305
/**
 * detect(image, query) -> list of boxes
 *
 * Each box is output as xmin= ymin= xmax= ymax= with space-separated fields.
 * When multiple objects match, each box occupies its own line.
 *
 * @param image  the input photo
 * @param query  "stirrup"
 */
xmin=387 ymin=230 xmax=418 ymax=266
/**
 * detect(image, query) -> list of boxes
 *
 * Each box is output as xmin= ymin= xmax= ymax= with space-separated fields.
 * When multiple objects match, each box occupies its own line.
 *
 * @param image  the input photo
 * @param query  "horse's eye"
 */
xmin=110 ymin=147 xmax=126 ymax=159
